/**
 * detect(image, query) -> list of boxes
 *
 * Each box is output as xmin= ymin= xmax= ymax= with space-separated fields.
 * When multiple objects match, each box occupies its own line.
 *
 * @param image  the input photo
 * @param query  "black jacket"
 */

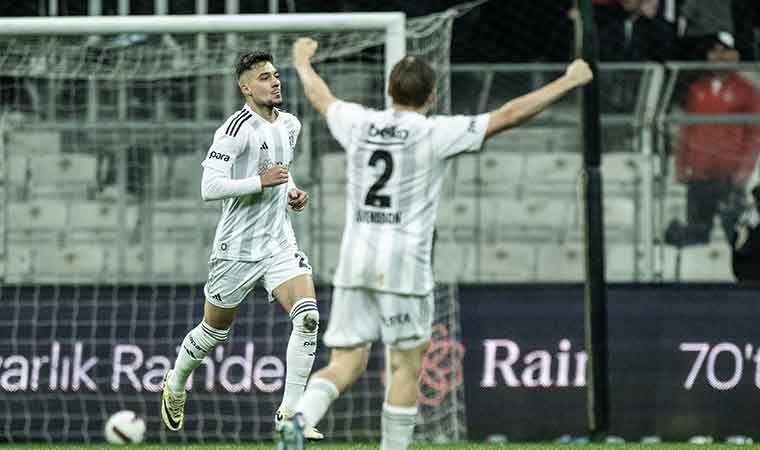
xmin=732 ymin=211 xmax=760 ymax=282
xmin=595 ymin=4 xmax=679 ymax=62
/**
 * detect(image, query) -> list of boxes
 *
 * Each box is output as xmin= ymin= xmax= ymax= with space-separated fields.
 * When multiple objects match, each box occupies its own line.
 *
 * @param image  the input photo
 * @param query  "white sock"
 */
xmin=296 ymin=377 xmax=339 ymax=429
xmin=380 ymin=403 xmax=418 ymax=450
xmin=169 ymin=321 xmax=229 ymax=392
xmin=279 ymin=298 xmax=319 ymax=412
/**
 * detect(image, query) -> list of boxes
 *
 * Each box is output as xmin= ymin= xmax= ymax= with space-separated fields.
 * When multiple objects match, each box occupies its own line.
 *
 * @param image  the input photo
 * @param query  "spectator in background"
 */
xmin=732 ymin=0 xmax=760 ymax=61
xmin=595 ymin=0 xmax=678 ymax=62
xmin=732 ymin=184 xmax=760 ymax=282
xmin=534 ymin=0 xmax=577 ymax=62
xmin=679 ymin=0 xmax=733 ymax=37
xmin=594 ymin=0 xmax=678 ymax=115
xmin=666 ymin=32 xmax=760 ymax=247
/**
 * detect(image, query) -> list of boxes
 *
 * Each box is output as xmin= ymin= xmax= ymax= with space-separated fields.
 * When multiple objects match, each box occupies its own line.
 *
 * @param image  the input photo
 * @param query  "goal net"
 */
xmin=0 ymin=8 xmax=466 ymax=444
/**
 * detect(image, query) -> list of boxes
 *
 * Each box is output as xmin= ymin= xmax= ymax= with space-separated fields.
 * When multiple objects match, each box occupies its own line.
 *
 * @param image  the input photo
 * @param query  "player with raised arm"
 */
xmin=278 ymin=38 xmax=593 ymax=450
xmin=160 ymin=51 xmax=323 ymax=441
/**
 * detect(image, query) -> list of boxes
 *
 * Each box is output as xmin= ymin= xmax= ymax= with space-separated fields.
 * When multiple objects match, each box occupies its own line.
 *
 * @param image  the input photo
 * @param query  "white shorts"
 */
xmin=323 ymin=287 xmax=434 ymax=350
xmin=204 ymin=245 xmax=312 ymax=308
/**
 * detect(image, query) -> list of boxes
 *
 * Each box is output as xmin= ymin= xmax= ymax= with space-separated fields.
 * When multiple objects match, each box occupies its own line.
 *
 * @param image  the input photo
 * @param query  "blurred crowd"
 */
xmin=1 ymin=0 xmax=759 ymax=63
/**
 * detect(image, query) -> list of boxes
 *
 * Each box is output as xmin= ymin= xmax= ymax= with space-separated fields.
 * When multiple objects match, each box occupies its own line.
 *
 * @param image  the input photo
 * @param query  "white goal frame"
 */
xmin=0 ymin=12 xmax=406 ymax=107
xmin=0 ymin=5 xmax=409 ymax=401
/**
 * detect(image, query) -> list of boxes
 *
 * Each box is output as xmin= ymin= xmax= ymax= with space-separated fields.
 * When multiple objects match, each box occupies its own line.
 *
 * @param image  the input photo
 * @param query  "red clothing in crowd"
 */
xmin=677 ymin=73 xmax=760 ymax=181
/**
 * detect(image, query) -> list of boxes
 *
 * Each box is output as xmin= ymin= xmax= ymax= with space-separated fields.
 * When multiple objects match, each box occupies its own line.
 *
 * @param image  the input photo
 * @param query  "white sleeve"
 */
xmin=290 ymin=116 xmax=302 ymax=151
xmin=431 ymin=113 xmax=489 ymax=159
xmin=201 ymin=165 xmax=262 ymax=201
xmin=201 ymin=132 xmax=245 ymax=172
xmin=326 ymin=100 xmax=367 ymax=149
xmin=287 ymin=116 xmax=302 ymax=184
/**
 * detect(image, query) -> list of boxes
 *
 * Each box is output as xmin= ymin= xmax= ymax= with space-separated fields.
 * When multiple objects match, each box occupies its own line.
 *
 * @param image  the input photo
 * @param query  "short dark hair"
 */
xmin=235 ymin=51 xmax=274 ymax=80
xmin=388 ymin=56 xmax=435 ymax=108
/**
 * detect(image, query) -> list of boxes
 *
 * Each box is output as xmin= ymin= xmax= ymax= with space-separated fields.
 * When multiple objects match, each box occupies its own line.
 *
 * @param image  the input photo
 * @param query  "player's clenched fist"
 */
xmin=565 ymin=59 xmax=593 ymax=87
xmin=261 ymin=164 xmax=289 ymax=187
xmin=293 ymin=37 xmax=318 ymax=67
xmin=288 ymin=188 xmax=309 ymax=211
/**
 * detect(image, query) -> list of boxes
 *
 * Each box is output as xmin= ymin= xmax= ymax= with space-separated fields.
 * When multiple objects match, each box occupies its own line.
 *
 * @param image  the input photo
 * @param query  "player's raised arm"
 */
xmin=484 ymin=59 xmax=593 ymax=139
xmin=292 ymin=37 xmax=338 ymax=117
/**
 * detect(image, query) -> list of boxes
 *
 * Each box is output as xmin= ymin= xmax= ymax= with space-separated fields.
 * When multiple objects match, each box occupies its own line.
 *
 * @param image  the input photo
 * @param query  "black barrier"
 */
xmin=3 ymin=283 xmax=758 ymax=442
xmin=0 ymin=284 xmax=320 ymax=442
xmin=460 ymin=283 xmax=760 ymax=442
xmin=0 ymin=284 xmax=464 ymax=443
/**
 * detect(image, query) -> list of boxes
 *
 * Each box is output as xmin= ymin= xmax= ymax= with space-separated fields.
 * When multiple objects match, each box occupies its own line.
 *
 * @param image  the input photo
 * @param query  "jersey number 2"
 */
xmin=364 ymin=150 xmax=394 ymax=208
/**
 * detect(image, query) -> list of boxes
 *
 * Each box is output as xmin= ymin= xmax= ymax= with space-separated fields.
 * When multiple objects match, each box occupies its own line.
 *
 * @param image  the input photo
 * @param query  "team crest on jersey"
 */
xmin=258 ymin=159 xmax=291 ymax=175
xmin=259 ymin=158 xmax=274 ymax=173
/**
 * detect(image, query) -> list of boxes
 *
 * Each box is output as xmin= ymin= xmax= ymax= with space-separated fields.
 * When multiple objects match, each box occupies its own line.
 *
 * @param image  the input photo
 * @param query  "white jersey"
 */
xmin=202 ymin=104 xmax=301 ymax=262
xmin=326 ymin=100 xmax=489 ymax=295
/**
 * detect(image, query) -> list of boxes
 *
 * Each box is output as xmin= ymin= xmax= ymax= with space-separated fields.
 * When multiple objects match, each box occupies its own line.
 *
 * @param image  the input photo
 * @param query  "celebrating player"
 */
xmin=160 ymin=51 xmax=323 ymax=441
xmin=277 ymin=38 xmax=593 ymax=450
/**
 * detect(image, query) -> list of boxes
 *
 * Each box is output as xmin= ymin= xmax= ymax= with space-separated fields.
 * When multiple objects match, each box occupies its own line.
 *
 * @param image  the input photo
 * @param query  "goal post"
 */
xmin=0 ymin=9 xmax=464 ymax=444
xmin=0 ymin=13 xmax=406 ymax=107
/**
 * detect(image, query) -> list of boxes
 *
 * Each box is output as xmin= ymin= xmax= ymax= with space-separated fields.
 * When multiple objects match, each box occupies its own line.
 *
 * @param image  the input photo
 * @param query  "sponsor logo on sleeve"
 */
xmin=208 ymin=151 xmax=231 ymax=162
xmin=467 ymin=118 xmax=477 ymax=133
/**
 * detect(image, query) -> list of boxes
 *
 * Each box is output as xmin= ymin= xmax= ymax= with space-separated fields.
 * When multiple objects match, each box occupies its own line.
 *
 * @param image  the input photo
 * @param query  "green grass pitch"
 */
xmin=3 ymin=444 xmax=760 ymax=450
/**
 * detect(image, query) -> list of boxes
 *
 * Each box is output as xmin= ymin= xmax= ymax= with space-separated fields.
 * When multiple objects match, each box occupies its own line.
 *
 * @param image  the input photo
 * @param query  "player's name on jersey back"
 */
xmin=355 ymin=208 xmax=402 ymax=224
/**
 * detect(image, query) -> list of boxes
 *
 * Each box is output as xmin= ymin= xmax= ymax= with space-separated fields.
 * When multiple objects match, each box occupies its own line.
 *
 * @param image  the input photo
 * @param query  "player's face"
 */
xmin=241 ymin=61 xmax=282 ymax=107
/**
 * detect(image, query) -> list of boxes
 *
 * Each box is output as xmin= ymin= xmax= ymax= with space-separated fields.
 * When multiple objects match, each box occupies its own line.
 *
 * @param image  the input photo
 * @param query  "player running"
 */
xmin=161 ymin=51 xmax=323 ymax=441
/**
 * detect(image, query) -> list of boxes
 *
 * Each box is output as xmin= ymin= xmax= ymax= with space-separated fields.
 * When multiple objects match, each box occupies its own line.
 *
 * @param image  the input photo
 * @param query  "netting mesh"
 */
xmin=0 ymin=8 xmax=466 ymax=444
xmin=0 ymin=9 xmax=455 ymax=283
xmin=0 ymin=284 xmax=464 ymax=443
xmin=658 ymin=64 xmax=760 ymax=281
xmin=0 ymin=15 xmax=453 ymax=107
